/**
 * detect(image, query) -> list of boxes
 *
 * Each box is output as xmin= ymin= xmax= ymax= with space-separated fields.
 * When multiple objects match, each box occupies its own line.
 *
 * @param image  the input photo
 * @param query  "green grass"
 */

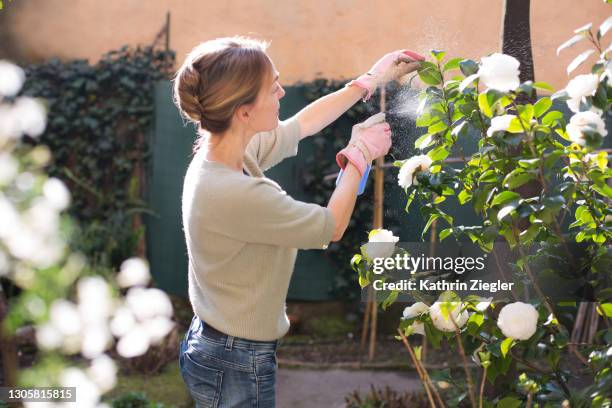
xmin=103 ymin=361 xmax=192 ymax=408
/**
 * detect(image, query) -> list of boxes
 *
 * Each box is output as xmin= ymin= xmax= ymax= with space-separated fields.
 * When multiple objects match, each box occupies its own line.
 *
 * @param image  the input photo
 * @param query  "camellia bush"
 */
xmin=351 ymin=18 xmax=611 ymax=408
xmin=0 ymin=60 xmax=174 ymax=408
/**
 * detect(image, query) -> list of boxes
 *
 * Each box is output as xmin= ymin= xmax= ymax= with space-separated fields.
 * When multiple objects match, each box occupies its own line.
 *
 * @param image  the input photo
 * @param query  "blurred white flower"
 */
xmin=565 ymin=74 xmax=600 ymax=113
xmin=87 ymin=354 xmax=117 ymax=393
xmin=117 ymin=257 xmax=150 ymax=288
xmin=363 ymin=228 xmax=399 ymax=260
xmin=487 ymin=114 xmax=516 ymax=137
xmin=0 ymin=194 xmax=20 ymax=239
xmin=43 ymin=178 xmax=71 ymax=210
xmin=0 ymin=60 xmax=25 ymax=97
xmin=14 ymin=97 xmax=47 ymax=137
xmin=116 ymin=323 xmax=150 ymax=358
xmin=35 ymin=322 xmax=63 ymax=350
xmin=61 ymin=367 xmax=101 ymax=408
xmin=110 ymin=306 xmax=136 ymax=337
xmin=0 ymin=105 xmax=22 ymax=141
xmin=478 ymin=53 xmax=520 ymax=92
xmin=77 ymin=276 xmax=113 ymax=323
xmin=0 ymin=153 xmax=18 ymax=185
xmin=429 ymin=301 xmax=469 ymax=332
xmin=49 ymin=299 xmax=82 ymax=337
xmin=398 ymin=155 xmax=432 ymax=189
xmin=80 ymin=323 xmax=112 ymax=359
xmin=142 ymin=316 xmax=174 ymax=344
xmin=497 ymin=301 xmax=539 ymax=340
xmin=23 ymin=198 xmax=59 ymax=236
xmin=566 ymin=111 xmax=608 ymax=146
xmin=402 ymin=302 xmax=429 ymax=318
xmin=126 ymin=287 xmax=173 ymax=320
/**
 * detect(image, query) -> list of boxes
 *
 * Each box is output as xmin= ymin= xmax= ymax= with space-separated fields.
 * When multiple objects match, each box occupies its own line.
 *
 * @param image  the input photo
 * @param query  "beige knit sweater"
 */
xmin=181 ymin=117 xmax=335 ymax=341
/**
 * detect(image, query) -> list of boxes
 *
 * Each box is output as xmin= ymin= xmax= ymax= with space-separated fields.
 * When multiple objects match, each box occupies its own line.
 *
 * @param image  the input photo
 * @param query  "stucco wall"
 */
xmin=3 ymin=0 xmax=610 ymax=89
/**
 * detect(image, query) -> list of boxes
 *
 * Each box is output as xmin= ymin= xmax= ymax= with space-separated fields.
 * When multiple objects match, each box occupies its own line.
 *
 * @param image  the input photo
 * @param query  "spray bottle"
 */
xmin=334 ymin=112 xmax=387 ymax=195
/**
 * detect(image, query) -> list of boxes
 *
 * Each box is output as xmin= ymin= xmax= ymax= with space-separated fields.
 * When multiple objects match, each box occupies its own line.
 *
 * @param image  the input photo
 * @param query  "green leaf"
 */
xmin=533 ymin=97 xmax=552 ymax=118
xmin=517 ymin=104 xmax=534 ymax=123
xmin=491 ymin=191 xmax=520 ymax=206
xmin=541 ymin=110 xmax=564 ymax=126
xmin=497 ymin=396 xmax=522 ymax=408
xmin=428 ymin=120 xmax=448 ymax=135
xmin=439 ymin=228 xmax=453 ymax=241
xmin=596 ymin=303 xmax=612 ymax=317
xmin=503 ymin=169 xmax=535 ymax=189
xmin=458 ymin=189 xmax=472 ymax=204
xmin=479 ymin=170 xmax=498 ymax=183
xmin=459 ymin=59 xmax=479 ymax=76
xmin=500 ymin=337 xmax=515 ymax=357
xmin=418 ymin=63 xmax=443 ymax=86
xmin=556 ymin=34 xmax=584 ymax=55
xmin=533 ymin=81 xmax=555 ymax=92
xmin=506 ymin=117 xmax=525 ymax=133
xmin=414 ymin=133 xmax=434 ymax=149
xmin=443 ymin=57 xmax=462 ymax=72
xmin=381 ymin=291 xmax=399 ymax=310
xmin=478 ymin=92 xmax=493 ymax=117
xmin=497 ymin=203 xmax=518 ymax=222
xmin=427 ymin=145 xmax=449 ymax=161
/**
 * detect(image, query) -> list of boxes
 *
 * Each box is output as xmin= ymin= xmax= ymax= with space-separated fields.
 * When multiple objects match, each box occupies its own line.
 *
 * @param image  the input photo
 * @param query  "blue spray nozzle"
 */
xmin=335 ymin=164 xmax=372 ymax=196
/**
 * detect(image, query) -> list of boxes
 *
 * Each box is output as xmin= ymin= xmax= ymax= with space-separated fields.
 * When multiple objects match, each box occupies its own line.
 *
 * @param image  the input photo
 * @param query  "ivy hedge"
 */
xmin=21 ymin=45 xmax=175 ymax=269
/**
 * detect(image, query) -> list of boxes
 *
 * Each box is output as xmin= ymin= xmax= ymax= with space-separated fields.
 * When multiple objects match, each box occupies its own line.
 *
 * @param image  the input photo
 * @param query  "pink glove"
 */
xmin=347 ymin=49 xmax=426 ymax=101
xmin=336 ymin=115 xmax=392 ymax=176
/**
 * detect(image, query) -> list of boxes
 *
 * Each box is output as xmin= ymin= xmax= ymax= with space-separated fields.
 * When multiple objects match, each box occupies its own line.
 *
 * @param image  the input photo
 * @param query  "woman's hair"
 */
xmin=172 ymin=36 xmax=273 ymax=149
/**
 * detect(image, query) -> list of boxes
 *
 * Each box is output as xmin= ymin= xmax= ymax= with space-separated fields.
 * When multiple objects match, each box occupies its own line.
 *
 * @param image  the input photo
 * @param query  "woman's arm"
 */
xmin=294 ymin=85 xmax=366 ymax=140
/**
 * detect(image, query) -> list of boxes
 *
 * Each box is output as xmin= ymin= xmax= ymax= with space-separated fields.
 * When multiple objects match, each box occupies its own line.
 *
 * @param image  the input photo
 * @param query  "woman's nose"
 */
xmin=278 ymin=86 xmax=285 ymax=99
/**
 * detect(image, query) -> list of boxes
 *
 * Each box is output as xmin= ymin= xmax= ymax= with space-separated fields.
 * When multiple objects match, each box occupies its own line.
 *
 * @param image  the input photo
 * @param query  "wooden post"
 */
xmin=366 ymin=88 xmax=387 ymax=361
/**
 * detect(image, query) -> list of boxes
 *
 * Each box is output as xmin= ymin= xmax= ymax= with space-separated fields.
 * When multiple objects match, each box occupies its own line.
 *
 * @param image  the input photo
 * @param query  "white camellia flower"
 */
xmin=497 ymin=301 xmax=539 ymax=340
xmin=429 ymin=301 xmax=469 ymax=332
xmin=61 ymin=367 xmax=101 ymax=408
xmin=402 ymin=302 xmax=429 ymax=318
xmin=13 ymin=97 xmax=47 ymax=138
xmin=110 ymin=306 xmax=136 ymax=337
xmin=87 ymin=354 xmax=117 ymax=393
xmin=116 ymin=323 xmax=151 ymax=358
xmin=0 ymin=105 xmax=22 ymax=142
xmin=43 ymin=178 xmax=71 ymax=211
xmin=80 ymin=323 xmax=112 ymax=359
xmin=142 ymin=316 xmax=175 ymax=343
xmin=117 ymin=257 xmax=151 ymax=288
xmin=35 ymin=322 xmax=63 ymax=350
xmin=398 ymin=155 xmax=432 ymax=189
xmin=0 ymin=152 xmax=18 ymax=185
xmin=402 ymin=302 xmax=429 ymax=336
xmin=565 ymin=73 xmax=599 ymax=113
xmin=486 ymin=115 xmax=516 ymax=137
xmin=126 ymin=287 xmax=173 ymax=320
xmin=566 ymin=111 xmax=608 ymax=146
xmin=478 ymin=53 xmax=521 ymax=92
xmin=77 ymin=276 xmax=113 ymax=323
xmin=0 ymin=60 xmax=25 ymax=97
xmin=49 ymin=299 xmax=82 ymax=337
xmin=363 ymin=228 xmax=399 ymax=260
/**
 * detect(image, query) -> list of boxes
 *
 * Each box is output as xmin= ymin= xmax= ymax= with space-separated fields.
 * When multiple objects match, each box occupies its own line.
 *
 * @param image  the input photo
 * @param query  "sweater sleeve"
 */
xmin=203 ymin=176 xmax=335 ymax=250
xmin=246 ymin=116 xmax=302 ymax=171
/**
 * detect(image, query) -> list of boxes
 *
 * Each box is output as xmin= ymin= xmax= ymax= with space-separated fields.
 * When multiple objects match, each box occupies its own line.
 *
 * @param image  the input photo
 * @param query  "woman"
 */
xmin=174 ymin=36 xmax=423 ymax=407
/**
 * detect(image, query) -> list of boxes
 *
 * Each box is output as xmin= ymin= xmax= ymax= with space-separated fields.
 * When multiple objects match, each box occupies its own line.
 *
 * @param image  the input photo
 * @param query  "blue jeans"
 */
xmin=179 ymin=315 xmax=279 ymax=408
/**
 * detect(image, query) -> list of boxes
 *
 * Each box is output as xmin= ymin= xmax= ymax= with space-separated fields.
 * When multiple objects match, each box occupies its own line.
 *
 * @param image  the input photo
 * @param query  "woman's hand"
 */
xmin=347 ymin=49 xmax=425 ymax=101
xmin=335 ymin=113 xmax=392 ymax=176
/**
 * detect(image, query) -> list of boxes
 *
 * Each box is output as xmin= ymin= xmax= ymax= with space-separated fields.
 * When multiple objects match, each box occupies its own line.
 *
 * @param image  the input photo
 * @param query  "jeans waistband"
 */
xmin=189 ymin=315 xmax=279 ymax=351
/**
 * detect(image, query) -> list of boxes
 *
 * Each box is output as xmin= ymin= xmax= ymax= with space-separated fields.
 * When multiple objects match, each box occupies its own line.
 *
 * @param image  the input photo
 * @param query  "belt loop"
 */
xmin=225 ymin=335 xmax=234 ymax=351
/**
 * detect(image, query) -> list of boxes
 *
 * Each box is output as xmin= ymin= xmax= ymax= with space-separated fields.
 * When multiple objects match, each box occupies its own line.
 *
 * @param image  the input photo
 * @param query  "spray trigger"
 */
xmin=335 ymin=164 xmax=372 ymax=196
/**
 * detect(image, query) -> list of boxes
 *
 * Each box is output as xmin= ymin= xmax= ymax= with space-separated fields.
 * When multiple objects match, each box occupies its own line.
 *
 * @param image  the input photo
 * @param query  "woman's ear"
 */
xmin=235 ymin=104 xmax=251 ymax=125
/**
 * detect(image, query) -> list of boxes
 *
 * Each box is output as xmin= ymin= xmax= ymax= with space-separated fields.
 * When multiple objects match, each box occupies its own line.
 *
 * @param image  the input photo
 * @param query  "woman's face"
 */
xmin=247 ymin=62 xmax=285 ymax=132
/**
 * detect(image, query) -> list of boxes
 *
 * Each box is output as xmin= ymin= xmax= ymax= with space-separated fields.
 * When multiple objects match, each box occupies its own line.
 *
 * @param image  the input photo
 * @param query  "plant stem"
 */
xmin=397 ymin=329 xmax=438 ymax=408
xmin=479 ymin=365 xmax=488 ymax=408
xmin=397 ymin=328 xmax=446 ymax=408
xmin=450 ymin=314 xmax=478 ymax=408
